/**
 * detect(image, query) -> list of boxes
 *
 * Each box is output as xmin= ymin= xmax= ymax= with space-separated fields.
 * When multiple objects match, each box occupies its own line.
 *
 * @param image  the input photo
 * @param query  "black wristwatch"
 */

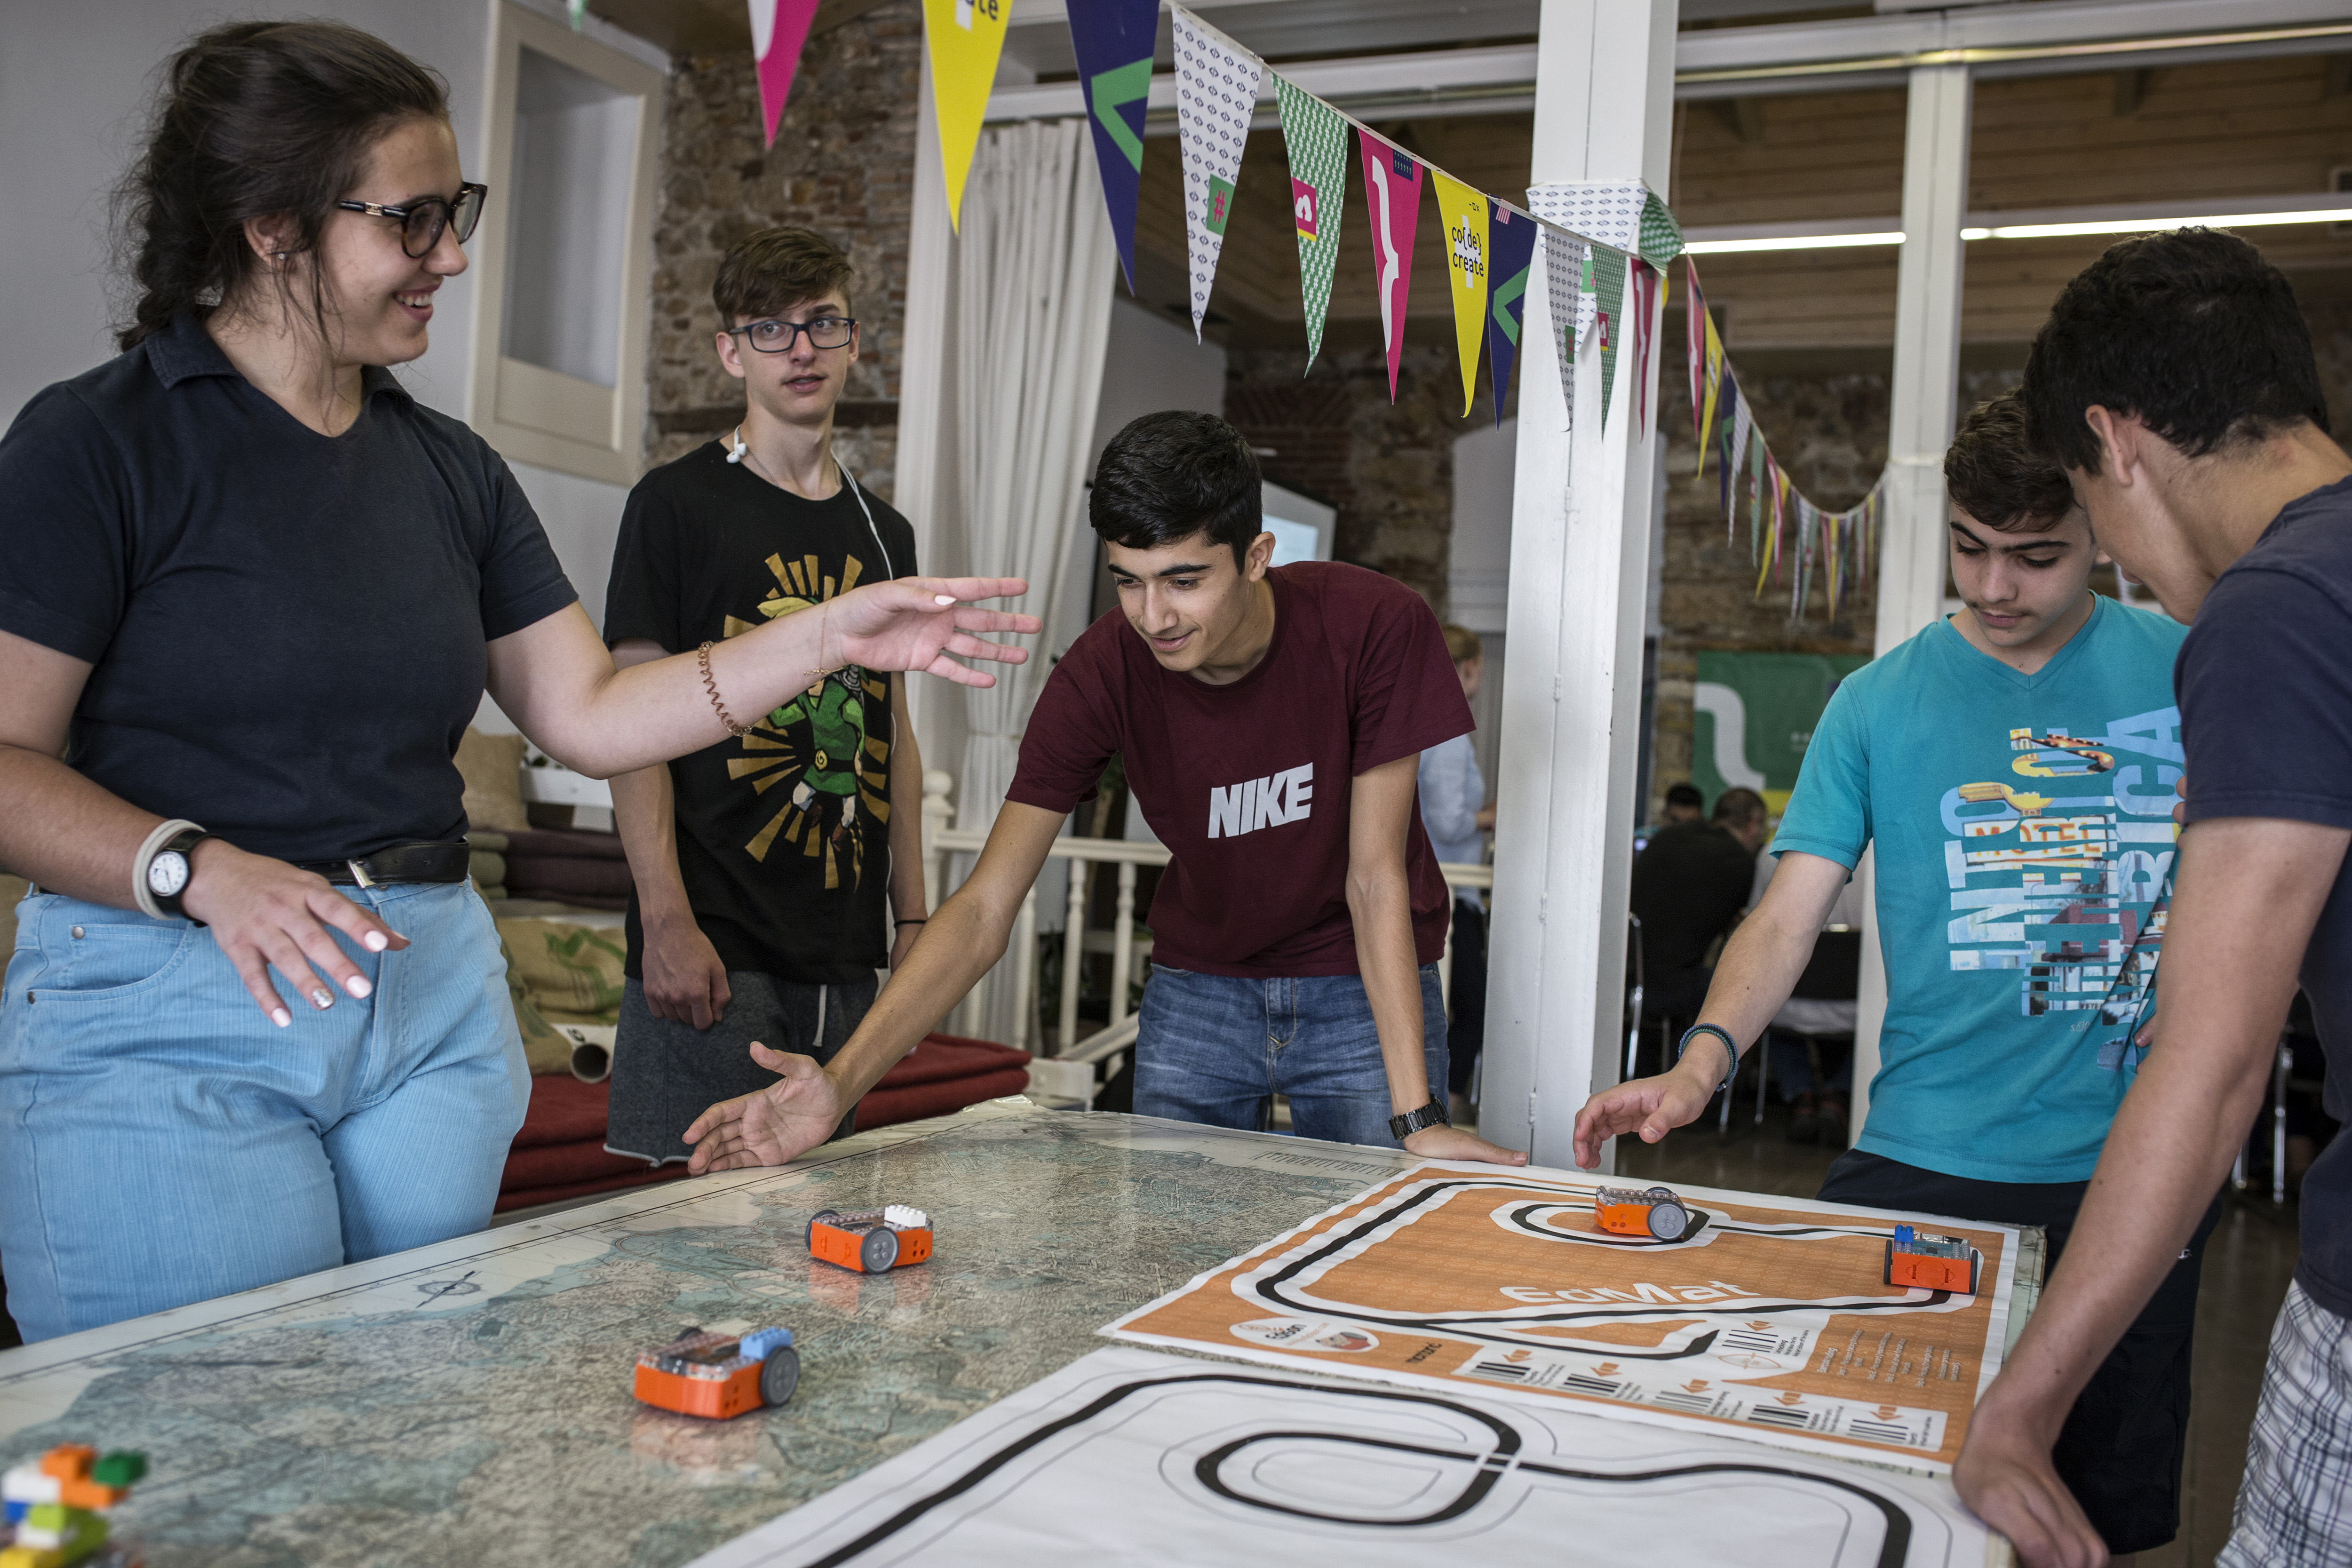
xmin=1389 ymin=1097 xmax=1451 ymax=1142
xmin=145 ymin=828 xmax=215 ymax=923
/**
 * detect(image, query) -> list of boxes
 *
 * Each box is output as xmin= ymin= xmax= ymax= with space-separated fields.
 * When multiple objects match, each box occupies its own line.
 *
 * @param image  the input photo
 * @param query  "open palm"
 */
xmin=684 ymin=1043 xmax=848 ymax=1172
xmin=833 ymin=576 xmax=1038 ymax=687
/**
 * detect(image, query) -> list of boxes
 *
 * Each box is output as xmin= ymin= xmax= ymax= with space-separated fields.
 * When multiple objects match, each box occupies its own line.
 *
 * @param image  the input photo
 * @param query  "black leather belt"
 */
xmin=297 ymin=840 xmax=473 ymax=887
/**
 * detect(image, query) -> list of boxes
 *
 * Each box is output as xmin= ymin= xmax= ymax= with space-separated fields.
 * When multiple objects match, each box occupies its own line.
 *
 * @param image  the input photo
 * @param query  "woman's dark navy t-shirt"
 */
xmin=0 ymin=314 xmax=577 ymax=863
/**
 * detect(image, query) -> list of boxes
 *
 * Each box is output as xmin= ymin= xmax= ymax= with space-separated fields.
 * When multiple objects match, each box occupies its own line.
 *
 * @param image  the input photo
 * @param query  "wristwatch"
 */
xmin=1389 ymin=1097 xmax=1451 ymax=1142
xmin=144 ymin=828 xmax=215 ymax=923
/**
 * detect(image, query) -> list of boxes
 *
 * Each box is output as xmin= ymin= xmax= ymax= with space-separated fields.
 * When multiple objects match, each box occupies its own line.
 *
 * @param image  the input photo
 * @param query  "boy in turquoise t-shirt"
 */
xmin=1573 ymin=390 xmax=2211 ymax=1559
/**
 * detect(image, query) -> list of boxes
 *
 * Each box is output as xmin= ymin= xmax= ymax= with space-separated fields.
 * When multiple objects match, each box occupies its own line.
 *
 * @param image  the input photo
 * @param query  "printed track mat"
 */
xmin=1103 ymin=1162 xmax=2021 ymax=1470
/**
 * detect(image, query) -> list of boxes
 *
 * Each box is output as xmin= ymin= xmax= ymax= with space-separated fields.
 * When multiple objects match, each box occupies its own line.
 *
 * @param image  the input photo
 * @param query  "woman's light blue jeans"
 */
xmin=1133 ymin=963 xmax=1446 ymax=1147
xmin=0 ymin=881 xmax=527 ymax=1343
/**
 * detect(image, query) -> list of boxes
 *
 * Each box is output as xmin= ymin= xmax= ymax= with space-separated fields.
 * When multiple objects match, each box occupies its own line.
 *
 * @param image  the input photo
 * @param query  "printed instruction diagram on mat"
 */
xmin=1103 ymin=1161 xmax=2021 ymax=1471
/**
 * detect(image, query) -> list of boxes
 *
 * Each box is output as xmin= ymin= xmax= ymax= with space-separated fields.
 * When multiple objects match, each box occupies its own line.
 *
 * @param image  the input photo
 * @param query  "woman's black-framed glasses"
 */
xmin=727 ymin=316 xmax=858 ymax=353
xmin=336 ymin=183 xmax=489 ymax=258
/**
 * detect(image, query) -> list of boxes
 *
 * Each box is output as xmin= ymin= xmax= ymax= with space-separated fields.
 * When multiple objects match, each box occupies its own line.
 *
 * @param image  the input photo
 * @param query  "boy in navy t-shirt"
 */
xmin=1573 ymin=390 xmax=2204 ymax=1558
xmin=1958 ymin=229 xmax=2352 ymax=1568
xmin=679 ymin=412 xmax=1526 ymax=1170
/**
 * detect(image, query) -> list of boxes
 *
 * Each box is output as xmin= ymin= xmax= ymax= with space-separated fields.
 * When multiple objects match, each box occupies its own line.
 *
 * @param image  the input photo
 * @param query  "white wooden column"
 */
xmin=1482 ymin=0 xmax=1678 ymax=1169
xmin=1850 ymin=62 xmax=1971 ymax=1140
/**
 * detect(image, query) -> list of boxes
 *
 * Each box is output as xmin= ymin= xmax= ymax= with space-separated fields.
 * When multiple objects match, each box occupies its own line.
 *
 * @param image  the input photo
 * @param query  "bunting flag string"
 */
xmin=922 ymin=0 xmax=1011 ymax=231
xmin=1170 ymin=8 xmax=1263 ymax=339
xmin=1066 ymin=0 xmax=1159 ymax=289
xmin=1486 ymin=200 xmax=1538 ymax=426
xmin=1432 ymin=171 xmax=1489 ymax=418
xmin=748 ymin=0 xmax=824 ymax=146
xmin=1357 ymin=128 xmax=1425 ymax=403
xmin=1272 ymin=71 xmax=1349 ymax=370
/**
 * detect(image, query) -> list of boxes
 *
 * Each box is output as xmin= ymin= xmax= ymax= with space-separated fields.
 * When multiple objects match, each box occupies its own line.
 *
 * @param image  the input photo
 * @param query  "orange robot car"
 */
xmin=1594 ymin=1184 xmax=1696 ymax=1241
xmin=808 ymin=1205 xmax=933 ymax=1274
xmin=1884 ymin=1224 xmax=1983 ymax=1294
xmin=631 ymin=1327 xmax=800 ymax=1420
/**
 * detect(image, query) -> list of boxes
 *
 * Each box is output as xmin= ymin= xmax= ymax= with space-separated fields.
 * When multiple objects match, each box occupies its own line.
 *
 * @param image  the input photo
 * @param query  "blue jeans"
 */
xmin=0 ymin=881 xmax=527 ymax=1342
xmin=1134 ymin=963 xmax=1446 ymax=1147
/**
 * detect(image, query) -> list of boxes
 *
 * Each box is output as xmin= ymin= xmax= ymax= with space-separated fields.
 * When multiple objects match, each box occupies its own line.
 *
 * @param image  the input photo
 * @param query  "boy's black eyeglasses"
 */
xmin=727 ymin=316 xmax=858 ymax=353
xmin=336 ymin=183 xmax=489 ymax=258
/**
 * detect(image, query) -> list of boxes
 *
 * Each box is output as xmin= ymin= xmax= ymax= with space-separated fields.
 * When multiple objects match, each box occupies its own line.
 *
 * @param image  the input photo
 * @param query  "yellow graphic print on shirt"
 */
xmin=719 ymin=549 xmax=892 ymax=891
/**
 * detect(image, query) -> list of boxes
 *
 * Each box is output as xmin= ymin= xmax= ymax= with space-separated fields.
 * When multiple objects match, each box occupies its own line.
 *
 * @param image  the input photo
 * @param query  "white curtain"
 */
xmin=949 ymin=117 xmax=1116 ymax=1043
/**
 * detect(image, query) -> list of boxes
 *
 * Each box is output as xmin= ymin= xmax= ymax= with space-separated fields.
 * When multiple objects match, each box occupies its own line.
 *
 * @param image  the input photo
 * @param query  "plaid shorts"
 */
xmin=2220 ymin=1282 xmax=2352 ymax=1567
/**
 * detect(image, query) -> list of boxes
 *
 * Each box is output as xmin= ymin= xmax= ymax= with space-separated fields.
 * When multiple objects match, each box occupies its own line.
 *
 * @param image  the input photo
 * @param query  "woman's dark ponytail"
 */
xmin=112 ymin=21 xmax=449 ymax=352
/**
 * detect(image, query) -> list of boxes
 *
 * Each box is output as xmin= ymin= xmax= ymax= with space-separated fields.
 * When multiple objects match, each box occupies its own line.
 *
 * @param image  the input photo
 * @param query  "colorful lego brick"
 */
xmin=0 ymin=1501 xmax=109 ymax=1568
xmin=2 ymin=1466 xmax=63 ymax=1512
xmin=84 ymin=1458 xmax=141 ymax=1494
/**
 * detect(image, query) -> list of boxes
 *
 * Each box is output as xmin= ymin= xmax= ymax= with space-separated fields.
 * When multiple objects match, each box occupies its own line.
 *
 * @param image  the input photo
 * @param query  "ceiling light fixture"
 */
xmin=1684 ymin=205 xmax=2352 ymax=255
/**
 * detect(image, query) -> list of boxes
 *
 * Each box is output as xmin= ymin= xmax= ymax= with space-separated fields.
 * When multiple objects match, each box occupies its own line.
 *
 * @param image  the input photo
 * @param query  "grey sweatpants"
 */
xmin=604 ymin=970 xmax=875 ymax=1165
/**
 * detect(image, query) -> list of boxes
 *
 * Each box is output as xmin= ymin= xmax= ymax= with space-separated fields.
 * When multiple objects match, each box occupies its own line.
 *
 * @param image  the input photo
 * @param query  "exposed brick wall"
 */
xmin=644 ymin=2 xmax=921 ymax=494
xmin=1222 ymin=342 xmax=1472 ymax=611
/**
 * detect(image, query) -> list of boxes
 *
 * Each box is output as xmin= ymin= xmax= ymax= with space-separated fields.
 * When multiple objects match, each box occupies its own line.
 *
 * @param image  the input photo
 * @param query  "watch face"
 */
xmin=148 ymin=851 xmax=190 ymax=898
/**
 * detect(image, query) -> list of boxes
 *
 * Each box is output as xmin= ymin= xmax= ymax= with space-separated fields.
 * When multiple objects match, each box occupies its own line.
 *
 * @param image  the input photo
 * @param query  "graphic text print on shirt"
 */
xmin=1208 ymin=763 xmax=1315 ymax=839
xmin=1944 ymin=705 xmax=2181 ymax=1071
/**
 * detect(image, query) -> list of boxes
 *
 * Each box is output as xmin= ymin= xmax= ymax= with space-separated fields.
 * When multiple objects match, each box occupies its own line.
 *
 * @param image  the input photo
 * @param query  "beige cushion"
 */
xmin=455 ymin=727 xmax=531 ymax=833
xmin=494 ymin=915 xmax=627 ymax=1026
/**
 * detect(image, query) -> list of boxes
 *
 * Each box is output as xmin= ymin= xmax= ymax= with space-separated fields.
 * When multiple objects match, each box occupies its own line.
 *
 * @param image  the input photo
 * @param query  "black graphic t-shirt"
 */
xmin=603 ymin=440 xmax=916 ymax=984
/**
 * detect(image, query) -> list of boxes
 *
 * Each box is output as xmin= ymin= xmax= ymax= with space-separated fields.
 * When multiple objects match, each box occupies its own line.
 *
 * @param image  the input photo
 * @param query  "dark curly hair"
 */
xmin=2021 ymin=227 xmax=2327 ymax=475
xmin=1945 ymin=390 xmax=2075 ymax=533
xmin=112 ymin=20 xmax=449 ymax=352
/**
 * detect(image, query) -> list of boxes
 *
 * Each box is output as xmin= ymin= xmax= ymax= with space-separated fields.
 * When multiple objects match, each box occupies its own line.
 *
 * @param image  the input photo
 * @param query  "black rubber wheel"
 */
xmin=807 ymin=1210 xmax=842 ymax=1250
xmin=759 ymin=1346 xmax=801 ymax=1407
xmin=860 ymin=1227 xmax=899 ymax=1273
xmin=1647 ymin=1202 xmax=1690 ymax=1242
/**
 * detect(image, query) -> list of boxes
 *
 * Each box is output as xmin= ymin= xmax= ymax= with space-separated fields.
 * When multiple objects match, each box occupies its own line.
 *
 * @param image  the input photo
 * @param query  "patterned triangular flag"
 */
xmin=1588 ymin=243 xmax=1626 ymax=431
xmin=1748 ymin=427 xmax=1767 ymax=567
xmin=1698 ymin=310 xmax=1725 ymax=473
xmin=1273 ymin=73 xmax=1347 ymax=370
xmin=1171 ymin=8 xmax=1263 ymax=340
xmin=1432 ymin=172 xmax=1488 ymax=418
xmin=1725 ymin=379 xmax=1754 ymax=539
xmin=922 ymin=0 xmax=1012 ymax=231
xmin=1357 ymin=129 xmax=1424 ymax=402
xmin=1638 ymin=191 xmax=1684 ymax=269
xmin=1486 ymin=200 xmax=1537 ymax=426
xmin=1542 ymin=225 xmax=1584 ymax=422
xmin=1629 ymin=258 xmax=1663 ymax=437
xmin=748 ymin=0 xmax=823 ymax=146
xmin=1067 ymin=0 xmax=1159 ymax=290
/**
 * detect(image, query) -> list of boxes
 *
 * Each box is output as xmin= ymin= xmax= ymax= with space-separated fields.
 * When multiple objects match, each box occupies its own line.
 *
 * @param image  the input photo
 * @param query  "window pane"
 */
xmin=502 ymin=46 xmax=635 ymax=388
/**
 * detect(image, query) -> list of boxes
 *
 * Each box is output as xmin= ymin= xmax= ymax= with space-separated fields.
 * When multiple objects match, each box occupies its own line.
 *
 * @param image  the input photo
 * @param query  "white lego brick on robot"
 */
xmin=883 ymin=1204 xmax=928 ymax=1230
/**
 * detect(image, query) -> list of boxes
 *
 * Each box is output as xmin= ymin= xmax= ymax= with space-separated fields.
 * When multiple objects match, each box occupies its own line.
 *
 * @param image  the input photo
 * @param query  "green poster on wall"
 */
xmin=1690 ymin=651 xmax=1871 ymax=818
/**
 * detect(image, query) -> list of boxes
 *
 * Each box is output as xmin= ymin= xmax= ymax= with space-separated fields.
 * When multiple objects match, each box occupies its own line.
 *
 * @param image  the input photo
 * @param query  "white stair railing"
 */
xmin=918 ymin=771 xmax=1494 ymax=1104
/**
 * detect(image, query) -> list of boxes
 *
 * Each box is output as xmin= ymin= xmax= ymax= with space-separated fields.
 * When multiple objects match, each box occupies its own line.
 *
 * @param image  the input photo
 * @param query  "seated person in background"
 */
xmin=681 ymin=413 xmax=1526 ymax=1170
xmin=1418 ymin=623 xmax=1495 ymax=1124
xmin=601 ymin=227 xmax=927 ymax=1165
xmin=1659 ymin=780 xmax=1705 ymax=825
xmin=1575 ymin=388 xmax=2206 ymax=1564
xmin=1956 ymin=229 xmax=2352 ymax=1568
xmin=1750 ymin=846 xmax=1866 ymax=1145
xmin=1628 ymin=786 xmax=1768 ymax=1026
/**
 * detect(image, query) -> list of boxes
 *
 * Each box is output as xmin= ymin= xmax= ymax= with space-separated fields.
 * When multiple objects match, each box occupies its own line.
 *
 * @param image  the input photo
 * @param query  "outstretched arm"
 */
xmin=1955 ymin=817 xmax=2345 ymax=1568
xmin=1571 ymin=849 xmax=1850 ymax=1168
xmin=683 ymin=800 xmax=1068 ymax=1171
xmin=486 ymin=576 xmax=1035 ymax=780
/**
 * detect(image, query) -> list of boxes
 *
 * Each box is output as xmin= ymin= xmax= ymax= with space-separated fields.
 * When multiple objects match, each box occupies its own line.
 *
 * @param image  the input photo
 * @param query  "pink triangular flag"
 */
xmin=751 ymin=0 xmax=822 ymax=147
xmin=1356 ymin=128 xmax=1425 ymax=402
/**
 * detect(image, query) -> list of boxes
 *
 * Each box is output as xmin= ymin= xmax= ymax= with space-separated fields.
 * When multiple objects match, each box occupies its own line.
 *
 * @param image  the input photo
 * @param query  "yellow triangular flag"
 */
xmin=923 ymin=0 xmax=1012 ymax=232
xmin=1695 ymin=310 xmax=1724 ymax=479
xmin=1432 ymin=172 xmax=1488 ymax=417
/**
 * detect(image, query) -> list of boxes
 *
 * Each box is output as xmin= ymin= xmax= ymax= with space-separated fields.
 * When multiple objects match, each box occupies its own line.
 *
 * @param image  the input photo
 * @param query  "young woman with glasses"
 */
xmin=0 ymin=20 xmax=1033 ymax=1343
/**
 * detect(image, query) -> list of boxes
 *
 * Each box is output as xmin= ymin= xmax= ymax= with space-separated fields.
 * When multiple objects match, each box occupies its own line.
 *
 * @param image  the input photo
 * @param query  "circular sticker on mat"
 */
xmin=1231 ymin=1317 xmax=1378 ymax=1353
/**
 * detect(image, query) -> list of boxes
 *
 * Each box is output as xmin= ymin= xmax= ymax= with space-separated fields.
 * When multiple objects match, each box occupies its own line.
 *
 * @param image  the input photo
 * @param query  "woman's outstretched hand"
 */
xmin=831 ymin=576 xmax=1039 ymax=688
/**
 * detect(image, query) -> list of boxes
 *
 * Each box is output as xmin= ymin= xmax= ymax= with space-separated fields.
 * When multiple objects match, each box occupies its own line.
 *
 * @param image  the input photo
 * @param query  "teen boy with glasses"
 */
xmin=598 ymin=227 xmax=926 ymax=1163
xmin=678 ymin=411 xmax=1526 ymax=1171
xmin=1573 ymin=390 xmax=2211 ymax=1563
xmin=1957 ymin=229 xmax=2352 ymax=1568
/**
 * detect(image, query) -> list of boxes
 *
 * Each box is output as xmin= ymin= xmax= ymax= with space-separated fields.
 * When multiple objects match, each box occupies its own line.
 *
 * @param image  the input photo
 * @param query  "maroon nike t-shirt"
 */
xmin=1006 ymin=562 xmax=1474 ymax=977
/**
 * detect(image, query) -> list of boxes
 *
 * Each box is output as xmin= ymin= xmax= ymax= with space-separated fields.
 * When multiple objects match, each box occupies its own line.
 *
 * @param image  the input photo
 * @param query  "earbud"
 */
xmin=726 ymin=426 xmax=746 ymax=464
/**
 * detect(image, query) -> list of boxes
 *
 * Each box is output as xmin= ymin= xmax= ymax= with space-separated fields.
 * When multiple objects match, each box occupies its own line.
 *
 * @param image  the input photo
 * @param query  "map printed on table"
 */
xmin=1104 ymin=1162 xmax=2021 ymax=1471
xmin=690 ymin=1346 xmax=2000 ymax=1568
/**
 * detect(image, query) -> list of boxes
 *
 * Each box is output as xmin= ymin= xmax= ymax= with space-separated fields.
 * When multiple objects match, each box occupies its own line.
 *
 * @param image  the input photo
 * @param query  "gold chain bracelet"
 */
xmin=698 ymin=640 xmax=749 ymax=737
xmin=805 ymin=596 xmax=848 ymax=681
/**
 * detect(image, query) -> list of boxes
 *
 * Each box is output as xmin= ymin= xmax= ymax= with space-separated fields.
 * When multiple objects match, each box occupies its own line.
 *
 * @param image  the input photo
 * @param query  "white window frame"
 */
xmin=468 ymin=1 xmax=664 ymax=486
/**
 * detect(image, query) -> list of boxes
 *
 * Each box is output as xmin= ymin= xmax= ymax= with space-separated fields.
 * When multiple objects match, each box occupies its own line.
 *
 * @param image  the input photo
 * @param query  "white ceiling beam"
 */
xmin=1682 ymin=191 xmax=2352 ymax=249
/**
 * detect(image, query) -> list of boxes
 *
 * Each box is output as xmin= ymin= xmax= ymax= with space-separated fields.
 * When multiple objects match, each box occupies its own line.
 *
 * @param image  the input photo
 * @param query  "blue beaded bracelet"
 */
xmin=1676 ymin=1023 xmax=1742 ymax=1095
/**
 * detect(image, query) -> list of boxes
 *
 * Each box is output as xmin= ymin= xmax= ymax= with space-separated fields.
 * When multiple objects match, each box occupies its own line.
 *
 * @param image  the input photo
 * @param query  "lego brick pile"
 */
xmin=1 ymin=1445 xmax=145 ymax=1568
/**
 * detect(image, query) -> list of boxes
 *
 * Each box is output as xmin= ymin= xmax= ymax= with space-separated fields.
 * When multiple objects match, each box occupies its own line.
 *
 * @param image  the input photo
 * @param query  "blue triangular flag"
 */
xmin=1066 ymin=0 xmax=1159 ymax=290
xmin=1486 ymin=199 xmax=1538 ymax=426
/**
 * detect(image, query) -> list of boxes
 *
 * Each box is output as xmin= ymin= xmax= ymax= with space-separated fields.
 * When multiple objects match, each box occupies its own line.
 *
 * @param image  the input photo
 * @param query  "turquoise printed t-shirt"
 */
xmin=1771 ymin=596 xmax=2187 ymax=1183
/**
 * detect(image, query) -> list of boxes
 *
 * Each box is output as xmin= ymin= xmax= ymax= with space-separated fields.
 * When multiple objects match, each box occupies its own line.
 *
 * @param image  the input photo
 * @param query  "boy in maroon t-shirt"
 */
xmin=680 ymin=413 xmax=1526 ymax=1169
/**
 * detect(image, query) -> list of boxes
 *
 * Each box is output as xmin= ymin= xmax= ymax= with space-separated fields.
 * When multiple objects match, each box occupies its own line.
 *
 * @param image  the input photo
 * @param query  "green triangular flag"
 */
xmin=1274 ymin=72 xmax=1349 ymax=370
xmin=1589 ymin=243 xmax=1627 ymax=431
xmin=1637 ymin=191 xmax=1683 ymax=270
